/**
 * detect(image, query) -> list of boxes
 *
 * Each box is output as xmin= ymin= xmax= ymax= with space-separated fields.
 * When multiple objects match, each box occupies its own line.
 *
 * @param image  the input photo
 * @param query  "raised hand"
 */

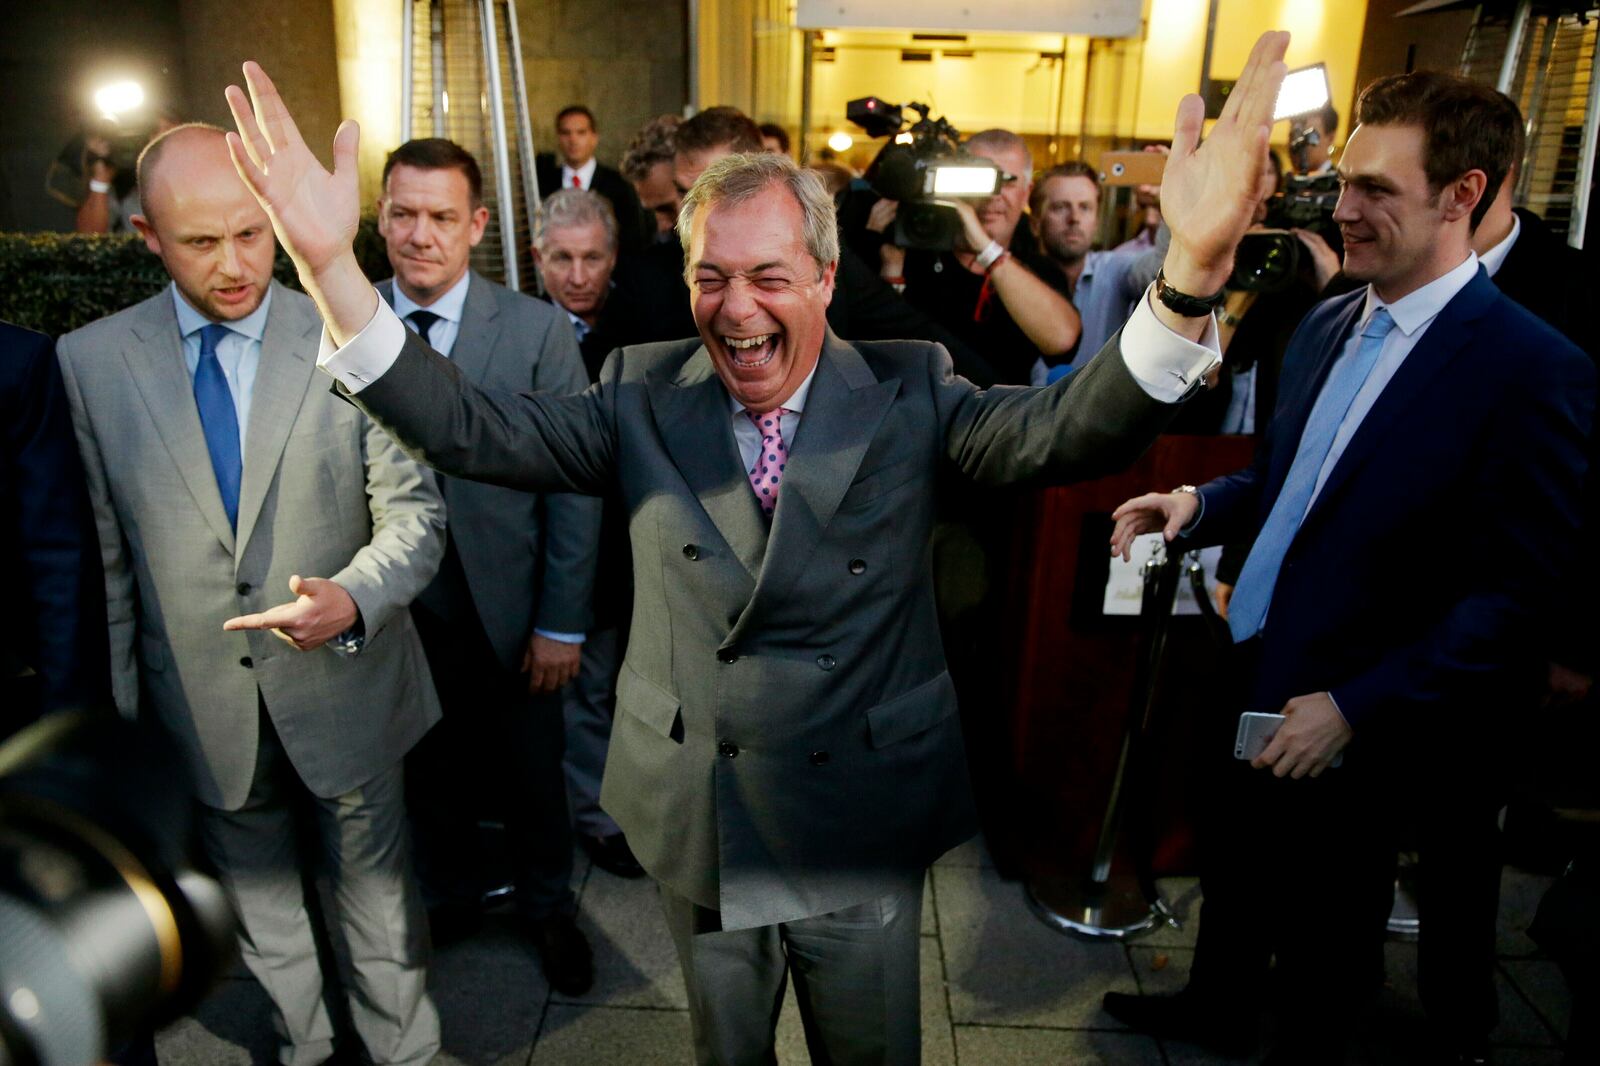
xmin=224 ymin=62 xmax=376 ymax=343
xmin=1158 ymin=31 xmax=1290 ymax=297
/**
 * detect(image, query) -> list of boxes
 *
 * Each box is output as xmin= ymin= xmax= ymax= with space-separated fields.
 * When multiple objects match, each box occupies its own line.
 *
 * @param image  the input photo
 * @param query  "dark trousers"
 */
xmin=408 ymin=603 xmax=575 ymax=919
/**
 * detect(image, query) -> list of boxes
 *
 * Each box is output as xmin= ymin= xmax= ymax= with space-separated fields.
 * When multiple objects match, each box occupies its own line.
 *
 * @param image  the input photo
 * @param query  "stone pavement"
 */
xmin=155 ymin=839 xmax=1573 ymax=1065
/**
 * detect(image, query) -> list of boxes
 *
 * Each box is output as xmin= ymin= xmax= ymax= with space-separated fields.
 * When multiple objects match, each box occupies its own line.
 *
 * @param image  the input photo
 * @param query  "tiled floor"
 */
xmin=155 ymin=839 xmax=1573 ymax=1065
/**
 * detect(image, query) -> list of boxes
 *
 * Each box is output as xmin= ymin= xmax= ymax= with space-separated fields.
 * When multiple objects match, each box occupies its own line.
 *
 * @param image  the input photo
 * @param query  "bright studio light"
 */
xmin=827 ymin=131 xmax=854 ymax=152
xmin=894 ymin=131 xmax=914 ymax=145
xmin=94 ymin=80 xmax=145 ymax=122
xmin=929 ymin=165 xmax=1000 ymax=197
xmin=1274 ymin=63 xmax=1331 ymax=122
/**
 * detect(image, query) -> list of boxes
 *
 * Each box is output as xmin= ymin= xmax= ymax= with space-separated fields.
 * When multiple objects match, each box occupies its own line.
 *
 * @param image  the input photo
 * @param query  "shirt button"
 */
xmin=816 ymin=653 xmax=836 ymax=671
xmin=717 ymin=649 xmax=738 ymax=665
xmin=682 ymin=544 xmax=700 ymax=560
xmin=236 ymin=581 xmax=252 ymax=595
xmin=809 ymin=750 xmax=830 ymax=766
xmin=848 ymin=559 xmax=867 ymax=575
xmin=718 ymin=740 xmax=740 ymax=758
xmin=239 ymin=656 xmax=253 ymax=668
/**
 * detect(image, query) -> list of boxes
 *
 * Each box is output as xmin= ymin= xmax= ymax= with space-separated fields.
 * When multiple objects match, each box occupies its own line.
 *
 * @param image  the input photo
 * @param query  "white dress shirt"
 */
xmin=561 ymin=158 xmax=598 ymax=191
xmin=1477 ymin=213 xmax=1522 ymax=279
xmin=728 ymin=365 xmax=819 ymax=473
xmin=1303 ymin=252 xmax=1481 ymax=513
xmin=174 ymin=283 xmax=273 ymax=443
xmin=321 ymin=282 xmax=1221 ymax=406
xmin=392 ymin=270 xmax=471 ymax=357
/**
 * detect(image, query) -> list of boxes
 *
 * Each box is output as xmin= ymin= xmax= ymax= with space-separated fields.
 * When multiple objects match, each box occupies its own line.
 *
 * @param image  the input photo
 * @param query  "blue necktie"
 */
xmin=194 ymin=323 xmax=242 ymax=529
xmin=1227 ymin=308 xmax=1397 ymax=642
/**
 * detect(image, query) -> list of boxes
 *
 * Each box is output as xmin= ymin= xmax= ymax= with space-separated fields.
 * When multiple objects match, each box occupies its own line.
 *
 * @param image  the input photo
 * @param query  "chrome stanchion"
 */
xmin=1027 ymin=547 xmax=1194 ymax=940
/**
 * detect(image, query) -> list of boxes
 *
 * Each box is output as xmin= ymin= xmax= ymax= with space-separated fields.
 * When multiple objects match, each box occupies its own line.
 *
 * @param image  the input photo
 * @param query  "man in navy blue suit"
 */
xmin=1103 ymin=72 xmax=1594 ymax=1065
xmin=2 ymin=319 xmax=108 ymax=729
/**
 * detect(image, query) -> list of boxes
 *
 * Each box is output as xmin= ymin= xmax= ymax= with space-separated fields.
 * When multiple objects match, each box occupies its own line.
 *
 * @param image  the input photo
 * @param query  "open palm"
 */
xmin=1159 ymin=31 xmax=1290 ymax=280
xmin=224 ymin=62 xmax=361 ymax=277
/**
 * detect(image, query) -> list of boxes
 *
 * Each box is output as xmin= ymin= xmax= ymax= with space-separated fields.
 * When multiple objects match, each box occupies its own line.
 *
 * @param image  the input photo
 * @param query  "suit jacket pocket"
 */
xmin=616 ymin=660 xmax=683 ymax=741
xmin=837 ymin=457 xmax=921 ymax=513
xmin=866 ymin=671 xmax=957 ymax=748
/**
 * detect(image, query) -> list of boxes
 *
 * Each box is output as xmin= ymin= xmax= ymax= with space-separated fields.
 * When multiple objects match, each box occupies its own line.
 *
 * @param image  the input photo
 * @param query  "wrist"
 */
xmin=1161 ymin=245 xmax=1232 ymax=300
xmin=973 ymin=240 xmax=1005 ymax=271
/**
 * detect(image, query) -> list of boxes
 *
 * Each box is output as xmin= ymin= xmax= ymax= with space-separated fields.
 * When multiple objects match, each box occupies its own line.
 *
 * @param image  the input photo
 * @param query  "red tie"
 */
xmin=571 ymin=174 xmax=582 ymax=189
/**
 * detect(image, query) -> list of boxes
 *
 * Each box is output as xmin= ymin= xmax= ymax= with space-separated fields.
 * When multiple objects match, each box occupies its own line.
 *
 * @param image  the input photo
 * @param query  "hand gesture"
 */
xmin=1109 ymin=491 xmax=1200 ymax=561
xmin=522 ymin=635 xmax=581 ymax=694
xmin=1158 ymin=31 xmax=1290 ymax=295
xmin=223 ymin=575 xmax=359 ymax=652
xmin=1253 ymin=692 xmax=1352 ymax=778
xmin=866 ymin=197 xmax=899 ymax=234
xmin=223 ymin=62 xmax=360 ymax=279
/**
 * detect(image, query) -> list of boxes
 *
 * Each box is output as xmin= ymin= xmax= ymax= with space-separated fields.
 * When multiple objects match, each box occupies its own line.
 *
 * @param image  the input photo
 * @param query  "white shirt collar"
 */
xmin=172 ymin=282 xmax=273 ymax=341
xmin=725 ymin=356 xmax=820 ymax=416
xmin=561 ymin=158 xmax=599 ymax=189
xmin=1361 ymin=252 xmax=1481 ymax=337
xmin=1478 ymin=213 xmax=1522 ymax=278
xmin=392 ymin=270 xmax=471 ymax=325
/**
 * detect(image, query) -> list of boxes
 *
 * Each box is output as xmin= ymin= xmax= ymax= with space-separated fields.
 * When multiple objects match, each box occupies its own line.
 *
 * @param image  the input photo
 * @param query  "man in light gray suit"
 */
xmin=56 ymin=124 xmax=446 ymax=1066
xmin=374 ymin=137 xmax=602 ymax=992
xmin=225 ymin=32 xmax=1289 ymax=1064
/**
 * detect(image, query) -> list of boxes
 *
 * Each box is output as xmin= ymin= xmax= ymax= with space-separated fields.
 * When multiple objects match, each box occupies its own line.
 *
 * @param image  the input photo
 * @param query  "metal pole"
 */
xmin=1496 ymin=0 xmax=1534 ymax=93
xmin=502 ymin=0 xmax=543 ymax=292
xmin=401 ymin=0 xmax=414 ymax=142
xmin=687 ymin=0 xmax=701 ymax=114
xmin=1570 ymin=17 xmax=1600 ymax=250
xmin=1198 ymin=0 xmax=1221 ymax=96
xmin=1515 ymin=14 xmax=1556 ymax=205
xmin=479 ymin=0 xmax=520 ymax=289
xmin=799 ymin=29 xmax=815 ymax=164
xmin=430 ymin=0 xmax=447 ymax=137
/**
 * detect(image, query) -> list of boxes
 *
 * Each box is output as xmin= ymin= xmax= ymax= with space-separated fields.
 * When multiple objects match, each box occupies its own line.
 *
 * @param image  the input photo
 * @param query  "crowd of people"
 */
xmin=4 ymin=25 xmax=1595 ymax=1066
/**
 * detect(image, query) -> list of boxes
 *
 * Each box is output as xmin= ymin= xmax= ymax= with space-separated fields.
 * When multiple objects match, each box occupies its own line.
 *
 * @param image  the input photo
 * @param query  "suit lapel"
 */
xmin=122 ymin=294 xmax=235 ymax=554
xmin=649 ymin=348 xmax=768 ymax=584
xmin=1299 ymin=270 xmax=1495 ymax=531
xmin=450 ymin=273 xmax=500 ymax=386
xmin=724 ymin=334 xmax=899 ymax=649
xmin=236 ymin=285 xmax=321 ymax=555
xmin=1262 ymin=294 xmax=1363 ymax=506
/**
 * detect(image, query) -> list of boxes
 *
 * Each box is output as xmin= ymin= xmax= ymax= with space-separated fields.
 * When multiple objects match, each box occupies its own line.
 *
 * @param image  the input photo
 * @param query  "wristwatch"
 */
xmin=1155 ymin=269 xmax=1227 ymax=317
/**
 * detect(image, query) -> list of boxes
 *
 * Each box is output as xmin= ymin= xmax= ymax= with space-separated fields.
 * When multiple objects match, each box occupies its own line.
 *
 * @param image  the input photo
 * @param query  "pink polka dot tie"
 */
xmin=746 ymin=408 xmax=791 ymax=516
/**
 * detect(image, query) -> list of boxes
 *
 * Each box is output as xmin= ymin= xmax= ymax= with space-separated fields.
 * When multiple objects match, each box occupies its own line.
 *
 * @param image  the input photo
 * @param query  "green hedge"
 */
xmin=0 ymin=218 xmax=393 ymax=337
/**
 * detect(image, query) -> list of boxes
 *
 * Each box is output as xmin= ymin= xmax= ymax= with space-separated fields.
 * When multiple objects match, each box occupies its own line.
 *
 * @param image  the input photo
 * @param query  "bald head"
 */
xmin=131 ymin=122 xmax=277 ymax=322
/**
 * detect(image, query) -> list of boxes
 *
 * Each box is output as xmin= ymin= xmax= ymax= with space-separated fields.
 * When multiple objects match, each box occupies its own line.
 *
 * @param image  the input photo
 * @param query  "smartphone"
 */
xmin=1099 ymin=150 xmax=1166 ymax=187
xmin=1274 ymin=63 xmax=1332 ymax=123
xmin=1234 ymin=711 xmax=1343 ymax=768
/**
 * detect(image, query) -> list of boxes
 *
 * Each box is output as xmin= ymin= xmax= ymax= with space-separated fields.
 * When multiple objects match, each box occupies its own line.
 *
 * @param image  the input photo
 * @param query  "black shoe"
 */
xmin=1102 ymin=990 xmax=1256 ymax=1056
xmin=525 ymin=912 xmax=594 ymax=996
xmin=427 ymin=901 xmax=483 ymax=947
xmin=580 ymin=832 xmax=646 ymax=878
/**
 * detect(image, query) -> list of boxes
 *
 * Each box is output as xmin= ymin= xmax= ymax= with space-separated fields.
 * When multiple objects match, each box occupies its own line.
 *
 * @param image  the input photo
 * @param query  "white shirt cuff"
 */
xmin=1119 ymin=283 xmax=1223 ymax=403
xmin=316 ymin=294 xmax=407 ymax=394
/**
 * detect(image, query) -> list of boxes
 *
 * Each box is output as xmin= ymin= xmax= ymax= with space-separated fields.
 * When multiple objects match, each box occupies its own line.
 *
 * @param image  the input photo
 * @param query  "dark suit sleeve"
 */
xmin=529 ymin=312 xmax=603 ymax=636
xmin=835 ymin=249 xmax=1002 ymax=388
xmin=4 ymin=329 xmax=109 ymax=712
xmin=1331 ymin=341 xmax=1596 ymax=729
xmin=935 ymin=327 xmax=1178 ymax=486
xmin=346 ymin=329 xmax=617 ymax=497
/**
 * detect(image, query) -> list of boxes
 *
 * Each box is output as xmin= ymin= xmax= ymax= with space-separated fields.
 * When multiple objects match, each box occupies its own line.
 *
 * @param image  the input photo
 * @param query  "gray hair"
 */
xmin=964 ymin=128 xmax=1033 ymax=177
xmin=675 ymin=152 xmax=839 ymax=280
xmin=534 ymin=189 xmax=618 ymax=254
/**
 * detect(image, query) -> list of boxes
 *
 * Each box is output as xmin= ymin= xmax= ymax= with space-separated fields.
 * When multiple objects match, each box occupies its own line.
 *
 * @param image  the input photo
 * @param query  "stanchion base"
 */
xmin=1026 ymin=872 xmax=1177 ymax=941
xmin=1386 ymin=877 xmax=1420 ymax=941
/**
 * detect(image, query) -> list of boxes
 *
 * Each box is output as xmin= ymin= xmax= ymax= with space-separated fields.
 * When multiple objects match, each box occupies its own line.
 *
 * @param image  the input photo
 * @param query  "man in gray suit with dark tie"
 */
xmin=224 ymin=32 xmax=1289 ymax=1063
xmin=374 ymin=137 xmax=602 ymax=991
xmin=56 ymin=124 xmax=446 ymax=1066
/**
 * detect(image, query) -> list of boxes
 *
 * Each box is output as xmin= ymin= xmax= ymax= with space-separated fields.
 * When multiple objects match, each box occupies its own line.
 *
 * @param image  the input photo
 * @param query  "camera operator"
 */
xmin=877 ymin=129 xmax=1081 ymax=385
xmin=74 ymin=110 xmax=182 ymax=235
xmin=1291 ymin=102 xmax=1339 ymax=176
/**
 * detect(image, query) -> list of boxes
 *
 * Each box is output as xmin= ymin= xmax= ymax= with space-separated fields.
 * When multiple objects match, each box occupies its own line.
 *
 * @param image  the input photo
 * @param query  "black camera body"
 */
xmin=1234 ymin=172 xmax=1342 ymax=293
xmin=848 ymin=97 xmax=993 ymax=252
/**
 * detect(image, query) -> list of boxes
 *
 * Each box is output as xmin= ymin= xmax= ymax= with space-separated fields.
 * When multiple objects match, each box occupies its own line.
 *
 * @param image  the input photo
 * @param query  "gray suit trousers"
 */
xmin=659 ymin=871 xmax=925 ymax=1066
xmin=199 ymin=706 xmax=439 ymax=1066
xmin=561 ymin=626 xmax=622 ymax=837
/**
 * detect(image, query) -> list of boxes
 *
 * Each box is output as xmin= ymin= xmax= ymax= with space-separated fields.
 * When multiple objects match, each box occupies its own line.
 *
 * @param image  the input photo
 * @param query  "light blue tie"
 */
xmin=194 ymin=322 xmax=242 ymax=529
xmin=1227 ymin=307 xmax=1397 ymax=641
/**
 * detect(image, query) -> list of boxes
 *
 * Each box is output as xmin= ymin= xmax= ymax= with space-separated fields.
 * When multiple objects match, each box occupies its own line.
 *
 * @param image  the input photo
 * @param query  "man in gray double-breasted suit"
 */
xmin=227 ymin=34 xmax=1289 ymax=1062
xmin=56 ymin=124 xmax=445 ymax=1066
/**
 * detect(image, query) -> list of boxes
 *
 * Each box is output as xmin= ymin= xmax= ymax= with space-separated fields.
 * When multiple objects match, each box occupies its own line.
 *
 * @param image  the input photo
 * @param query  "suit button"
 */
xmin=816 ymin=653 xmax=836 ymax=671
xmin=239 ymin=656 xmax=253 ymax=668
xmin=717 ymin=649 xmax=738 ymax=664
xmin=236 ymin=581 xmax=252 ymax=595
xmin=718 ymin=740 xmax=740 ymax=758
xmin=682 ymin=544 xmax=700 ymax=561
xmin=848 ymin=559 xmax=867 ymax=575
xmin=809 ymin=750 xmax=830 ymax=766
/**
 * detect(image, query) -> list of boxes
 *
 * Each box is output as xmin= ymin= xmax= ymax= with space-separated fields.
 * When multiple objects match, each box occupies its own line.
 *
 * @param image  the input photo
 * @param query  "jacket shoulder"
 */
xmin=610 ymin=337 xmax=704 ymax=379
xmin=58 ymin=291 xmax=169 ymax=356
xmin=475 ymin=273 xmax=564 ymax=328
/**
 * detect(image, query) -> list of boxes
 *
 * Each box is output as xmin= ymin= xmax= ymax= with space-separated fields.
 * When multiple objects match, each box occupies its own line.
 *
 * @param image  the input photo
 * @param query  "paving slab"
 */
xmin=528 ymin=1004 xmax=691 ymax=1065
xmin=555 ymin=864 xmax=686 ymax=1009
xmin=953 ymin=1024 xmax=1166 ymax=1065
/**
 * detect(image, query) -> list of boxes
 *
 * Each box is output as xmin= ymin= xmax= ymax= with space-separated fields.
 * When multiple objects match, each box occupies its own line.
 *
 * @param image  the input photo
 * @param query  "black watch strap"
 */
xmin=1155 ymin=268 xmax=1227 ymax=317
